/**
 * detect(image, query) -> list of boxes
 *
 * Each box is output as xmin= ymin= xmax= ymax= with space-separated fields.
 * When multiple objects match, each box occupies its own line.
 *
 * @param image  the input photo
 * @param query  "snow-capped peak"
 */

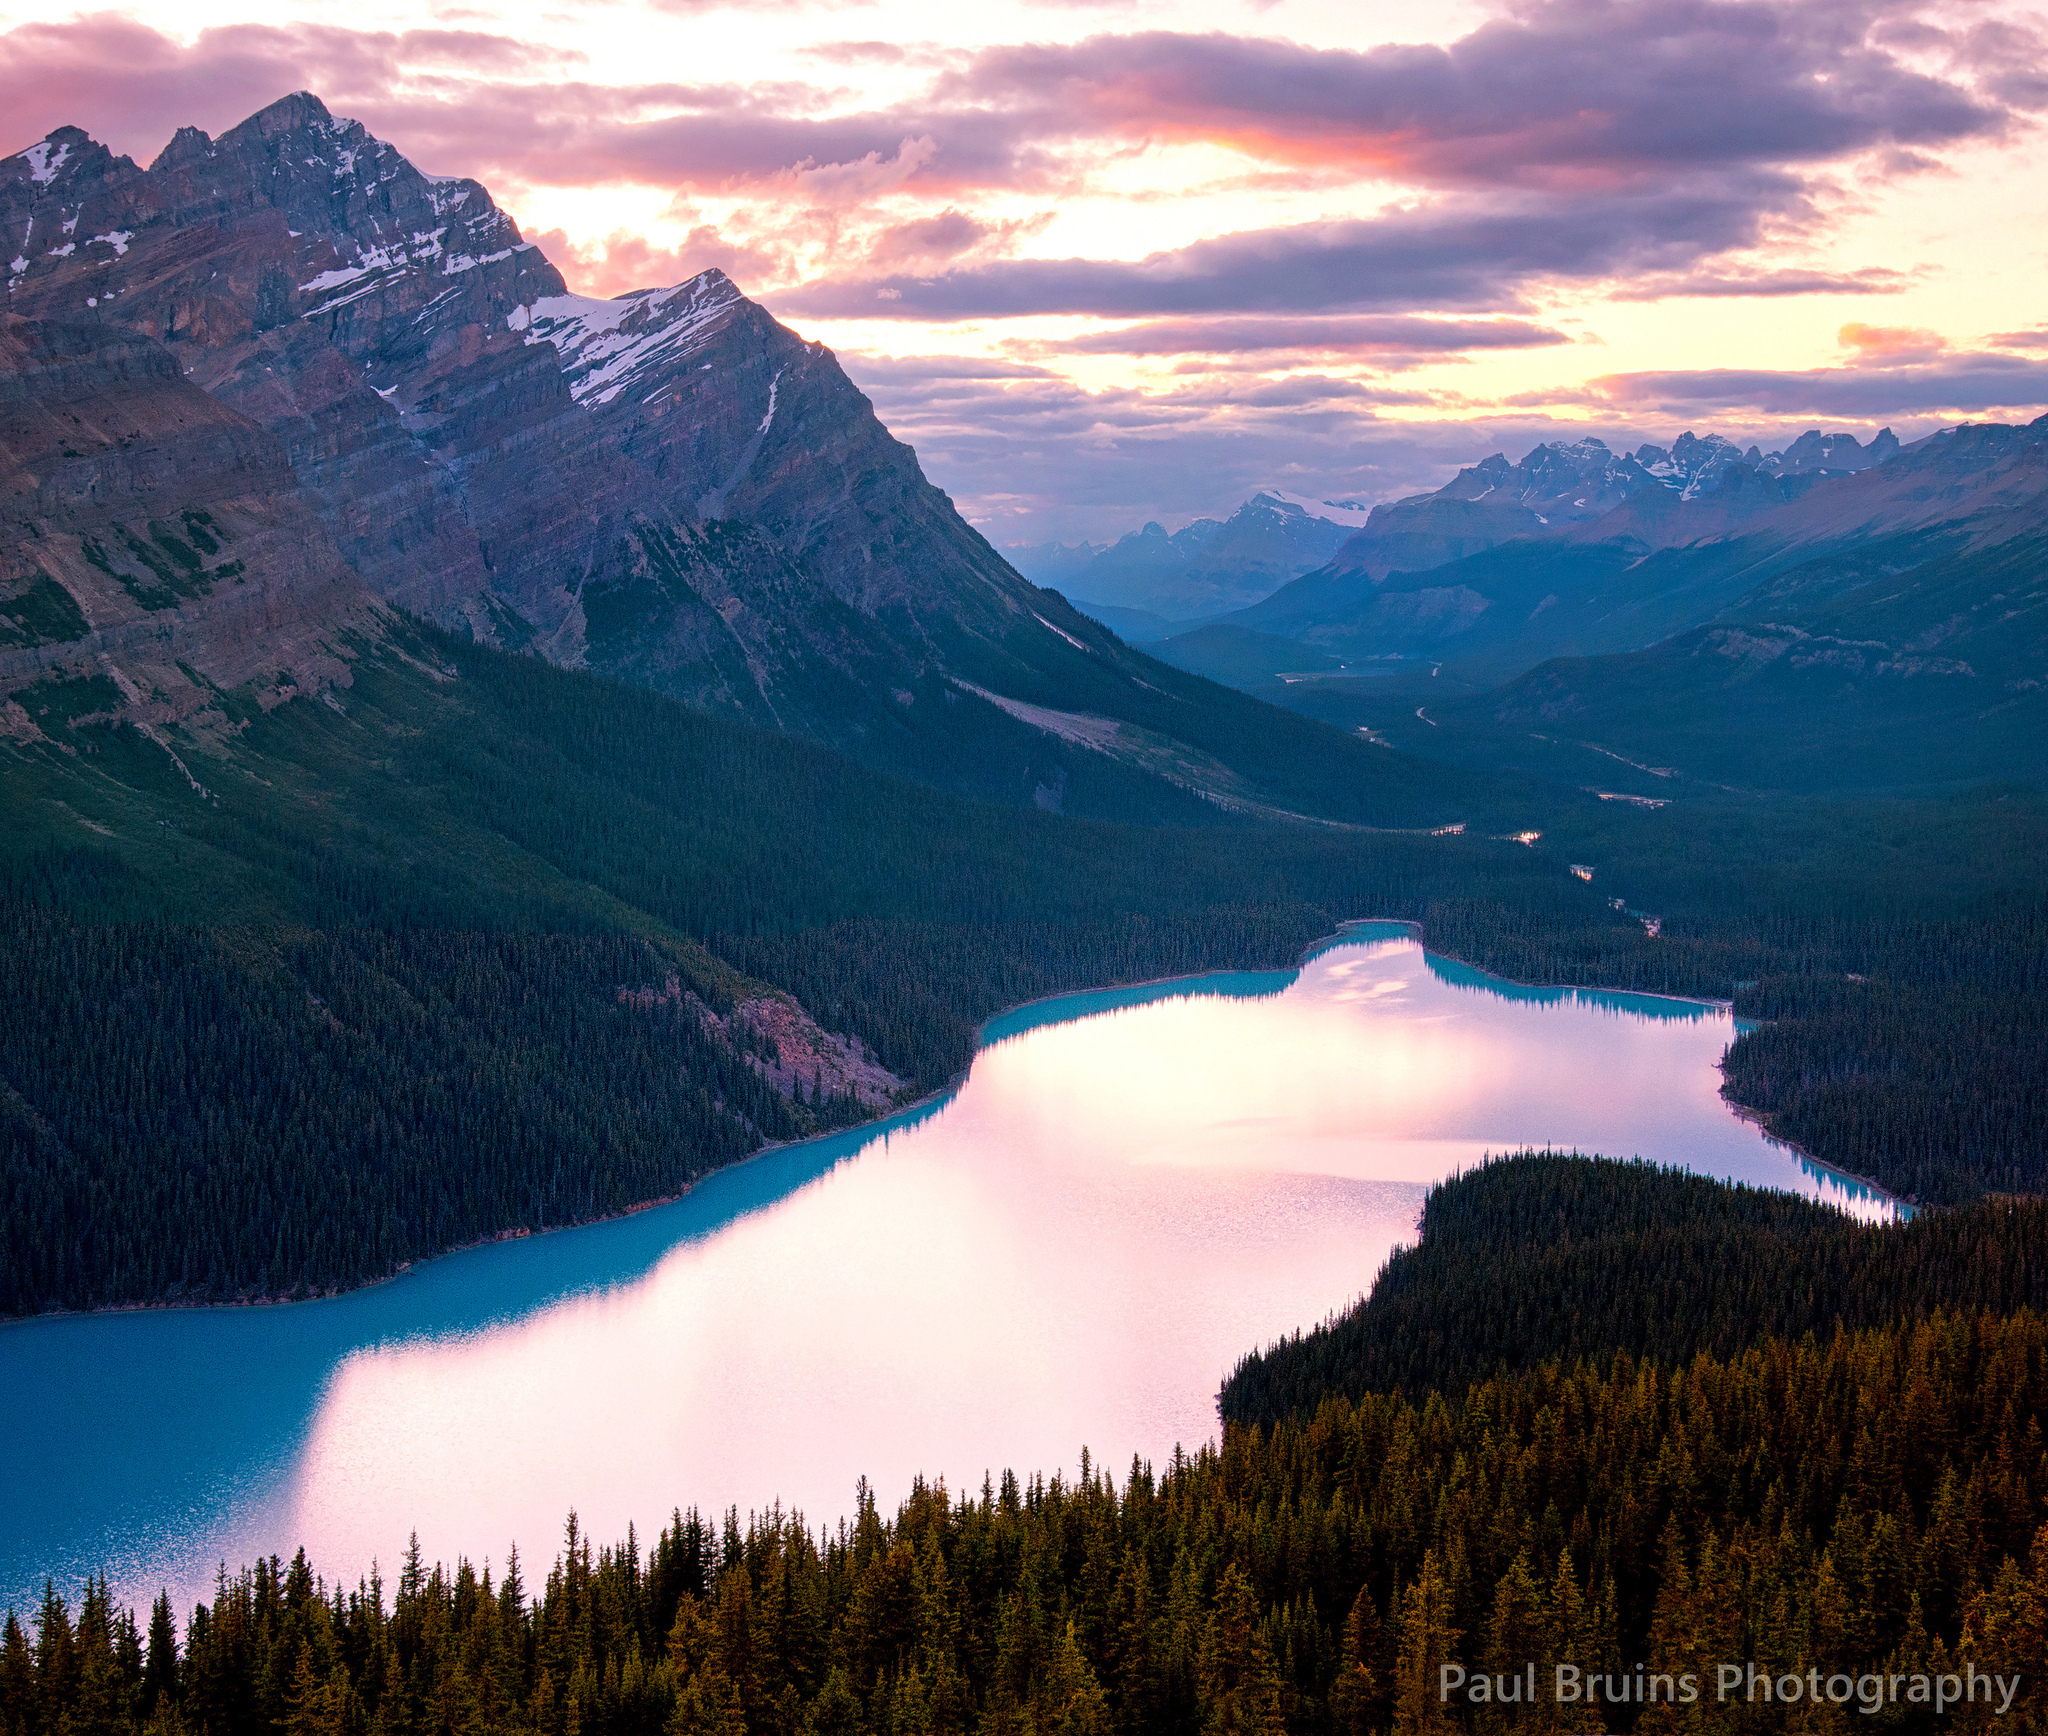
xmin=1253 ymin=488 xmax=1377 ymax=528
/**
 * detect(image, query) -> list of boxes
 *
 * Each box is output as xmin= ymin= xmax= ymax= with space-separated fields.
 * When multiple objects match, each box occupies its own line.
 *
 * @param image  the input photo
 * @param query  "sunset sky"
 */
xmin=4 ymin=0 xmax=2046 ymax=542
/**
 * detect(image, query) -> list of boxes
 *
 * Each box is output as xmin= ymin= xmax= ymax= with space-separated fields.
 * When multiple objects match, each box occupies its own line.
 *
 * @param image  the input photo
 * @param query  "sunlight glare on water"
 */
xmin=0 ymin=927 xmax=1890 ymax=1615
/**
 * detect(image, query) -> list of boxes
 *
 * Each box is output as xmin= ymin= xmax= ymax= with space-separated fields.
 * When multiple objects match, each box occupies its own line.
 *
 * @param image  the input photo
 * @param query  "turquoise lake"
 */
xmin=0 ymin=924 xmax=1891 ymax=1617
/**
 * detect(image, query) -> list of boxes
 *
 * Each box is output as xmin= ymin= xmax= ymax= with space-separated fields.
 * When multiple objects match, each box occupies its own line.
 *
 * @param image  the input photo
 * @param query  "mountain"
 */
xmin=1230 ymin=423 xmax=2001 ymax=682
xmin=1061 ymin=517 xmax=1223 ymax=617
xmin=1463 ymin=430 xmax=2048 ymax=791
xmin=1 ymin=312 xmax=383 ymax=756
xmin=0 ymin=95 xmax=1447 ymax=827
xmin=1299 ymin=417 xmax=2048 ymax=793
xmin=1179 ymin=489 xmax=1376 ymax=608
xmin=1044 ymin=489 xmax=1377 ymax=623
xmin=1295 ymin=437 xmax=1674 ymax=593
xmin=1006 ymin=539 xmax=1103 ymax=589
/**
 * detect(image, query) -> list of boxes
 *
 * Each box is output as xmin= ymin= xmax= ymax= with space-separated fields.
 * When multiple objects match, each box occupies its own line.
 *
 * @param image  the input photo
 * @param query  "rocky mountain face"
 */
xmin=4 ymin=94 xmax=1447 ymax=828
xmin=1318 ymin=438 xmax=1668 ymax=587
xmin=0 ymin=311 xmax=382 ymax=762
xmin=0 ymin=97 xmax=987 ymax=739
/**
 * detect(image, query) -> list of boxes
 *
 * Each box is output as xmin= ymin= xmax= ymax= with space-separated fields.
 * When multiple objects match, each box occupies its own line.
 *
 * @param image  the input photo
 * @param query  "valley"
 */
xmin=2 ymin=927 xmax=1885 ymax=1619
xmin=1 ymin=65 xmax=2045 ymax=1736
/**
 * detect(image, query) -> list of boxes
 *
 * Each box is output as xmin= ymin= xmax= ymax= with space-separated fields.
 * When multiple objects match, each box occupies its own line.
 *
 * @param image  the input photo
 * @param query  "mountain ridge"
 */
xmin=1016 ymin=488 xmax=1378 ymax=624
xmin=4 ymin=92 xmax=1449 ymax=828
xmin=1229 ymin=417 xmax=2044 ymax=683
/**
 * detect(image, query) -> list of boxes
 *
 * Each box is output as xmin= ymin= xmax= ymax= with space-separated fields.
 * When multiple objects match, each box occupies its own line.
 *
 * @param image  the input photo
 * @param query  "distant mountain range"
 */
xmin=1010 ymin=489 xmax=1376 ymax=625
xmin=1021 ymin=428 xmax=1912 ymax=653
xmin=1155 ymin=420 xmax=2046 ymax=792
xmin=1235 ymin=427 xmax=1901 ymax=659
xmin=1457 ymin=421 xmax=2048 ymax=789
xmin=0 ymin=94 xmax=1463 ymax=829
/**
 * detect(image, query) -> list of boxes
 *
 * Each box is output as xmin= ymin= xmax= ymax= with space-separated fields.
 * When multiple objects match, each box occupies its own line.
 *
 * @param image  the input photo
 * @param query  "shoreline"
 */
xmin=3 ymin=915 xmax=1902 ymax=1326
xmin=1345 ymin=919 xmax=1903 ymax=1210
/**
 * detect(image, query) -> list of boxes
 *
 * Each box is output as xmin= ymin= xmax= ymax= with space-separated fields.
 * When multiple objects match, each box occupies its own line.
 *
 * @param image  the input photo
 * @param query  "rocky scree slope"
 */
xmin=3 ymin=95 xmax=1435 ymax=825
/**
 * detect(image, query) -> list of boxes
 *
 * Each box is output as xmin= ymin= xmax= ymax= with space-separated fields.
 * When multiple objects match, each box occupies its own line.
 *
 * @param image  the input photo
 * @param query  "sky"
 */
xmin=3 ymin=0 xmax=2047 ymax=543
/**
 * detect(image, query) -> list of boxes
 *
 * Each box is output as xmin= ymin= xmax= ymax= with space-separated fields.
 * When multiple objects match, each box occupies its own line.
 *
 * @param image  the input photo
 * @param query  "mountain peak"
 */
xmin=1252 ymin=489 xmax=1376 ymax=530
xmin=10 ymin=127 xmax=94 ymax=173
xmin=234 ymin=90 xmax=341 ymax=139
xmin=511 ymin=270 xmax=750 ymax=409
xmin=151 ymin=125 xmax=213 ymax=170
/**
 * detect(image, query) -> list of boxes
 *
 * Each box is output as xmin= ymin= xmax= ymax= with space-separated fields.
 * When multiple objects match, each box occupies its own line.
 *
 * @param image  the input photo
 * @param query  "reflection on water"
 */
xmin=0 ymin=925 xmax=1891 ymax=1615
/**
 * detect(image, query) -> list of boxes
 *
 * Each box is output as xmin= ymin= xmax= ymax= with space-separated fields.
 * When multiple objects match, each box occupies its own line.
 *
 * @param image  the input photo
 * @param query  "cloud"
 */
xmin=1837 ymin=321 xmax=1948 ymax=361
xmin=841 ymin=353 xmax=1062 ymax=382
xmin=531 ymin=225 xmax=789 ymax=299
xmin=3 ymin=0 xmax=2037 ymax=545
xmin=0 ymin=15 xmax=582 ymax=164
xmin=783 ymin=134 xmax=938 ymax=201
xmin=773 ymin=180 xmax=1789 ymax=319
xmin=7 ymin=0 xmax=2022 ymax=201
xmin=939 ymin=3 xmax=2013 ymax=192
xmin=1029 ymin=315 xmax=1571 ymax=357
xmin=834 ymin=350 xmax=1631 ymax=538
xmin=455 ymin=0 xmax=2020 ymax=199
xmin=1582 ymin=353 xmax=2048 ymax=417
xmin=866 ymin=207 xmax=994 ymax=266
xmin=1608 ymin=266 xmax=1914 ymax=300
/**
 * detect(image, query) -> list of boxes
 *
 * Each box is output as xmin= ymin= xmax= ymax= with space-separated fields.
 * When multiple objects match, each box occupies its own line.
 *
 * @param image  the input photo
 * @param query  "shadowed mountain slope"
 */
xmin=1467 ymin=529 xmax=2048 ymax=791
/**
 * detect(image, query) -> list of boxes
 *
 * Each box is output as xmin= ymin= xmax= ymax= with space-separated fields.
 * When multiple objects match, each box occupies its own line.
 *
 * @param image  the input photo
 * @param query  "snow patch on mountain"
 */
xmin=511 ymin=271 xmax=745 ymax=407
xmin=1254 ymin=489 xmax=1378 ymax=529
xmin=17 ymin=141 xmax=70 ymax=186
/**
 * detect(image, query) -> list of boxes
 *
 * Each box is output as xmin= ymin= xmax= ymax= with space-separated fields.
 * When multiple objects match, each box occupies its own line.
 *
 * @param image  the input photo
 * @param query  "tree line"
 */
xmin=11 ymin=1304 xmax=2048 ymax=1735
xmin=1 ymin=625 xmax=2042 ymax=1310
xmin=1221 ymin=1154 xmax=2048 ymax=1428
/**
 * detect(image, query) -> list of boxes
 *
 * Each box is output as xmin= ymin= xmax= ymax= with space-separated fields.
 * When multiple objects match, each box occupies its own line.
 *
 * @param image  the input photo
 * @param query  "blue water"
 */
xmin=0 ymin=925 xmax=1892 ymax=1616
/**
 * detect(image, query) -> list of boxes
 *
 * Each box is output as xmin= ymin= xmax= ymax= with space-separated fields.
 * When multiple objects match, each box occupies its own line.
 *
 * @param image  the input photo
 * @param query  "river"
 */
xmin=0 ymin=923 xmax=1889 ymax=1617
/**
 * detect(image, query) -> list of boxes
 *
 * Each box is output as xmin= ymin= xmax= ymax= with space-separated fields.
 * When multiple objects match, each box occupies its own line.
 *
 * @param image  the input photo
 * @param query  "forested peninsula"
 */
xmin=12 ymin=1157 xmax=2048 ymax=1736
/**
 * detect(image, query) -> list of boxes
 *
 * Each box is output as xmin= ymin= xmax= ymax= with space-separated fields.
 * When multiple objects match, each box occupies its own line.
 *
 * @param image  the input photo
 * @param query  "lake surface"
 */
xmin=0 ymin=924 xmax=1890 ymax=1617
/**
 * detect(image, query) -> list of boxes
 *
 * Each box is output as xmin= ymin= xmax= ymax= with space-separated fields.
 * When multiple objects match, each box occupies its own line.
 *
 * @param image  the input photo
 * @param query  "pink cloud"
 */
xmin=530 ymin=226 xmax=789 ymax=299
xmin=8 ymin=0 xmax=2025 ymax=202
xmin=0 ymin=15 xmax=582 ymax=165
xmin=1581 ymin=353 xmax=2048 ymax=417
xmin=1837 ymin=321 xmax=1949 ymax=361
xmin=1609 ymin=266 xmax=1914 ymax=300
xmin=1020 ymin=315 xmax=1569 ymax=357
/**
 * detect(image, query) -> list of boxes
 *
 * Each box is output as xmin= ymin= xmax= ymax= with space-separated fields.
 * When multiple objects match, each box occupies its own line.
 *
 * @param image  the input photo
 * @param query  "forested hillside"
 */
xmin=0 ymin=619 xmax=1608 ymax=1314
xmin=1221 ymin=1154 xmax=2048 ymax=1427
xmin=14 ymin=1306 xmax=2048 ymax=1734
xmin=3 ymin=617 xmax=2045 ymax=1311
